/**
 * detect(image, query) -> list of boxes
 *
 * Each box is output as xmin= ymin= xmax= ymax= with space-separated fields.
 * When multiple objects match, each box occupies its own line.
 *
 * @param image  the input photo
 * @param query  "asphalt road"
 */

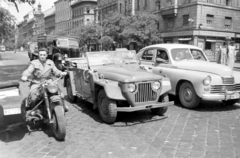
xmin=0 ymin=51 xmax=240 ymax=158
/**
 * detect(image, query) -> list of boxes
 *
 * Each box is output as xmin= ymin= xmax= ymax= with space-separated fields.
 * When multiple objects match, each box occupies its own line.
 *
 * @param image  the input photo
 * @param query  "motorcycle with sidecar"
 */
xmin=0 ymin=76 xmax=67 ymax=140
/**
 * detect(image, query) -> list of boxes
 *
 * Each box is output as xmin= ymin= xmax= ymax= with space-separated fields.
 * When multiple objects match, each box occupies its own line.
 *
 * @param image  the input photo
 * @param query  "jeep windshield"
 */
xmin=87 ymin=50 xmax=137 ymax=67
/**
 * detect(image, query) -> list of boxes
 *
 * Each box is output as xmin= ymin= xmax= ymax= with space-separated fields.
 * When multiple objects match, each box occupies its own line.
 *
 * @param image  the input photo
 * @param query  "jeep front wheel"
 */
xmin=151 ymin=94 xmax=168 ymax=116
xmin=97 ymin=89 xmax=117 ymax=124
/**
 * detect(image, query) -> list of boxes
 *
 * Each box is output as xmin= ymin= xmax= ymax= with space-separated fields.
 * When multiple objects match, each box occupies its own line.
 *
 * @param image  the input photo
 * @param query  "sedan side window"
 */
xmin=141 ymin=50 xmax=154 ymax=61
xmin=191 ymin=49 xmax=207 ymax=61
xmin=156 ymin=49 xmax=169 ymax=64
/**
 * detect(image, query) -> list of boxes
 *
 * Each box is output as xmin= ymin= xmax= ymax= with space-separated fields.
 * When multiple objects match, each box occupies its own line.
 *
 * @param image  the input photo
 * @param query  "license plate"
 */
xmin=4 ymin=108 xmax=21 ymax=115
xmin=230 ymin=93 xmax=240 ymax=99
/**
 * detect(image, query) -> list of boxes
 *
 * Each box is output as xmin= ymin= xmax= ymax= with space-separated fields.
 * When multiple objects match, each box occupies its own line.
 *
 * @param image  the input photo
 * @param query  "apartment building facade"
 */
xmin=55 ymin=0 xmax=73 ymax=35
xmin=44 ymin=6 xmax=56 ymax=35
xmin=71 ymin=0 xmax=97 ymax=31
xmin=157 ymin=0 xmax=240 ymax=58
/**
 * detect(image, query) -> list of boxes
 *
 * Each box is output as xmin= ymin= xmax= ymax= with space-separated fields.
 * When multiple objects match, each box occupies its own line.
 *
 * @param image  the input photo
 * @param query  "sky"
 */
xmin=0 ymin=0 xmax=57 ymax=23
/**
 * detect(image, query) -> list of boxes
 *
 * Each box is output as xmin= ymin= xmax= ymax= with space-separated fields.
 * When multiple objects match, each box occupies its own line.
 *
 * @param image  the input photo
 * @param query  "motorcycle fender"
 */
xmin=50 ymin=95 xmax=62 ymax=103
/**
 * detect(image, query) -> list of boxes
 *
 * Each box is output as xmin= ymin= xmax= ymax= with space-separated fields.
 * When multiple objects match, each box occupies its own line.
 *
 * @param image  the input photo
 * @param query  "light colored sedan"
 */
xmin=137 ymin=44 xmax=240 ymax=109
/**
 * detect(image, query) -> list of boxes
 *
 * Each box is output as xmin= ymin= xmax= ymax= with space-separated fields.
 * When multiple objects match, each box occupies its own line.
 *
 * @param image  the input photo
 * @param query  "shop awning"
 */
xmin=178 ymin=38 xmax=192 ymax=41
xmin=206 ymin=39 xmax=216 ymax=42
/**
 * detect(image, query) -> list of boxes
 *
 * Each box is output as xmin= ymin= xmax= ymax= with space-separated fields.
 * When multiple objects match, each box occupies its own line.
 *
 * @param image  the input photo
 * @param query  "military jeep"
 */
xmin=63 ymin=50 xmax=173 ymax=124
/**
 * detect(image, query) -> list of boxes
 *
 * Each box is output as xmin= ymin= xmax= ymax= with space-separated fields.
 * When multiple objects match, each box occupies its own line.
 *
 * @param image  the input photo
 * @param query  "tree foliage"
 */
xmin=102 ymin=11 xmax=160 ymax=49
xmin=0 ymin=7 xmax=16 ymax=43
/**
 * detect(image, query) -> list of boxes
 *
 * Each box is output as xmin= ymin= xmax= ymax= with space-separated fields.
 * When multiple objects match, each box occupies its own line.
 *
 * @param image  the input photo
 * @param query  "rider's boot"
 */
xmin=62 ymin=101 xmax=69 ymax=112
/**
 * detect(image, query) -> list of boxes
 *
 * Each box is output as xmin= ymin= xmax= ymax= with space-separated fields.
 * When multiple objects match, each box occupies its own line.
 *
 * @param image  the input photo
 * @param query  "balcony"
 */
xmin=160 ymin=5 xmax=178 ymax=19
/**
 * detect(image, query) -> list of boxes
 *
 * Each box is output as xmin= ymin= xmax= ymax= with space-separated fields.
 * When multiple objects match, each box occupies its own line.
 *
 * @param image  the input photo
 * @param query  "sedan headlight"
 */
xmin=128 ymin=83 xmax=136 ymax=93
xmin=152 ymin=81 xmax=161 ymax=91
xmin=203 ymin=76 xmax=211 ymax=86
xmin=47 ymin=82 xmax=58 ymax=93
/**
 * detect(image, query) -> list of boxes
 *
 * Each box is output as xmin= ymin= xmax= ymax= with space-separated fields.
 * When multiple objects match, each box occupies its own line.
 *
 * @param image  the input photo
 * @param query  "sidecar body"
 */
xmin=0 ymin=81 xmax=25 ymax=131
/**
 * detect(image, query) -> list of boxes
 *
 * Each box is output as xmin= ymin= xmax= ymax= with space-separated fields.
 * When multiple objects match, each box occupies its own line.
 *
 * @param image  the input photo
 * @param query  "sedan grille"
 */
xmin=135 ymin=83 xmax=157 ymax=102
xmin=210 ymin=84 xmax=240 ymax=93
xmin=222 ymin=77 xmax=234 ymax=84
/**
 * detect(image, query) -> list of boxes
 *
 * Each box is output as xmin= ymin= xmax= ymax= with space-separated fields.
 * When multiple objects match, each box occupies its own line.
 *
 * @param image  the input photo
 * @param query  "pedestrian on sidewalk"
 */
xmin=225 ymin=37 xmax=235 ymax=70
xmin=217 ymin=42 xmax=227 ymax=65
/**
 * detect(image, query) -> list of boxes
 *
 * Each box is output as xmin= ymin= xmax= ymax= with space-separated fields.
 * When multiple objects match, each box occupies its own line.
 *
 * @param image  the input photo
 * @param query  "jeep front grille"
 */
xmin=135 ymin=83 xmax=157 ymax=102
xmin=222 ymin=77 xmax=234 ymax=84
xmin=210 ymin=84 xmax=240 ymax=93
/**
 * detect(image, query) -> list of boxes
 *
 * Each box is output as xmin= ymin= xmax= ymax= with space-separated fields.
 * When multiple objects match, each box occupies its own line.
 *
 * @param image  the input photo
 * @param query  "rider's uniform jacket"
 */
xmin=22 ymin=59 xmax=62 ymax=82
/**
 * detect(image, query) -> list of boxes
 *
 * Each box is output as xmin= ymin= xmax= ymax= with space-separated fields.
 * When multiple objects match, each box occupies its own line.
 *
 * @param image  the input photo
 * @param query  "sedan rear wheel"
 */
xmin=179 ymin=82 xmax=200 ymax=109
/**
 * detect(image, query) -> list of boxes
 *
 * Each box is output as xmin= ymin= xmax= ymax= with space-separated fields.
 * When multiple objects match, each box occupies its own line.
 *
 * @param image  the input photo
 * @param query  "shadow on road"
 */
xmin=170 ymin=95 xmax=240 ymax=112
xmin=65 ymin=95 xmax=169 ymax=126
xmin=0 ymin=124 xmax=28 ymax=143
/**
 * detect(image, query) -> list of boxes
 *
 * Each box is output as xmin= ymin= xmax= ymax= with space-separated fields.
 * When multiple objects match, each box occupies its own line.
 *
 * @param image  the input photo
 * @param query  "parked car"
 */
xmin=64 ymin=50 xmax=173 ymax=124
xmin=137 ymin=44 xmax=240 ymax=109
xmin=0 ymin=45 xmax=6 ymax=52
xmin=51 ymin=36 xmax=84 ymax=70
xmin=27 ymin=42 xmax=38 ymax=61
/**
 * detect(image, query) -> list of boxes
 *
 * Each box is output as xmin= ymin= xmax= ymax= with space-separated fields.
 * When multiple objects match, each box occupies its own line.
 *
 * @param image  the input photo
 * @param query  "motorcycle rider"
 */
xmin=21 ymin=48 xmax=68 ymax=112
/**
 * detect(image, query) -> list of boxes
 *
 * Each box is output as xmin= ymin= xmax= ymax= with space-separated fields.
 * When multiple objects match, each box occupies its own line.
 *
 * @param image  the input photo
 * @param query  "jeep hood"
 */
xmin=95 ymin=64 xmax=163 ymax=82
xmin=173 ymin=60 xmax=233 ymax=77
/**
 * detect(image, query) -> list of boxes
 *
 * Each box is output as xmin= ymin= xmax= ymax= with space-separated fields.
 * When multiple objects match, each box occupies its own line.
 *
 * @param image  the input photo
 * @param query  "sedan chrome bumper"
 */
xmin=202 ymin=91 xmax=240 ymax=101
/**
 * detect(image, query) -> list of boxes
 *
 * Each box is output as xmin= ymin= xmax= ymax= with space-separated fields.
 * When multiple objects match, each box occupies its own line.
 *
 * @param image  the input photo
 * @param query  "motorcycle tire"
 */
xmin=52 ymin=106 xmax=66 ymax=140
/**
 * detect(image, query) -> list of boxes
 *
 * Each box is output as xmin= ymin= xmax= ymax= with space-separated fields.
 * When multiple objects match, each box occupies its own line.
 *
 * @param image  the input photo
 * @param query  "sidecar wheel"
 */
xmin=52 ymin=106 xmax=66 ymax=140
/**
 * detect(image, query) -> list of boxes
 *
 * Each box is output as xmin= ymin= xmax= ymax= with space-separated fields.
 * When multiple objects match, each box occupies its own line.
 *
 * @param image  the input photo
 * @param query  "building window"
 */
xmin=87 ymin=7 xmax=90 ymax=14
xmin=206 ymin=14 xmax=214 ymax=26
xmin=137 ymin=0 xmax=140 ymax=10
xmin=144 ymin=0 xmax=148 ymax=8
xmin=226 ymin=0 xmax=230 ymax=6
xmin=166 ymin=18 xmax=173 ymax=28
xmin=225 ymin=17 xmax=232 ymax=29
xmin=156 ymin=0 xmax=161 ymax=10
xmin=120 ymin=3 xmax=122 ymax=13
xmin=183 ymin=14 xmax=189 ymax=26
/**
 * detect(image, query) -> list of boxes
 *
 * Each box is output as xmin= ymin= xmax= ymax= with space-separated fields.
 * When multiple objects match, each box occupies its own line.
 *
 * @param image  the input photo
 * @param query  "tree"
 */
xmin=120 ymin=11 xmax=161 ymax=47
xmin=0 ymin=7 xmax=16 ymax=44
xmin=72 ymin=23 xmax=101 ymax=51
xmin=102 ymin=11 xmax=161 ymax=50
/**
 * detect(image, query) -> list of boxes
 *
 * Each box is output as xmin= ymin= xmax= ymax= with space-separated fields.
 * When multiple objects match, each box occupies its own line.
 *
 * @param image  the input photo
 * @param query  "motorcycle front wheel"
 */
xmin=52 ymin=105 xmax=66 ymax=140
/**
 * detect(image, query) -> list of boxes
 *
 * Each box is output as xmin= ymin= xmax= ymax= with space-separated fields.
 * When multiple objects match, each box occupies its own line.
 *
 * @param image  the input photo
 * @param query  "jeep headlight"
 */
xmin=203 ymin=76 xmax=211 ymax=86
xmin=128 ymin=83 xmax=136 ymax=93
xmin=152 ymin=81 xmax=161 ymax=90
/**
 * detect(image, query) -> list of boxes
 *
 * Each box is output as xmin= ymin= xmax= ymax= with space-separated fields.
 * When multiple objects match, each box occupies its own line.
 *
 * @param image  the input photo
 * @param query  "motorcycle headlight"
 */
xmin=203 ymin=76 xmax=211 ymax=86
xmin=128 ymin=83 xmax=136 ymax=93
xmin=47 ymin=82 xmax=58 ymax=93
xmin=152 ymin=81 xmax=161 ymax=91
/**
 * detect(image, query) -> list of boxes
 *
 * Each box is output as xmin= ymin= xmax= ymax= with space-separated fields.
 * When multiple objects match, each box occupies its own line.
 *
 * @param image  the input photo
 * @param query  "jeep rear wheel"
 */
xmin=151 ymin=94 xmax=168 ymax=116
xmin=179 ymin=82 xmax=200 ymax=109
xmin=97 ymin=89 xmax=117 ymax=124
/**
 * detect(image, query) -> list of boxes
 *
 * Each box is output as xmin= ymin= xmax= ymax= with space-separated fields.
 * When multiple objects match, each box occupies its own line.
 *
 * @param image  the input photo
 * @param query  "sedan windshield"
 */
xmin=171 ymin=48 xmax=207 ymax=61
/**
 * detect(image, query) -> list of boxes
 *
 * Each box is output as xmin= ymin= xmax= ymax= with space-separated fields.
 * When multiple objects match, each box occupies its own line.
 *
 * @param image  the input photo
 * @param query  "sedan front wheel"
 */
xmin=179 ymin=82 xmax=201 ymax=109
